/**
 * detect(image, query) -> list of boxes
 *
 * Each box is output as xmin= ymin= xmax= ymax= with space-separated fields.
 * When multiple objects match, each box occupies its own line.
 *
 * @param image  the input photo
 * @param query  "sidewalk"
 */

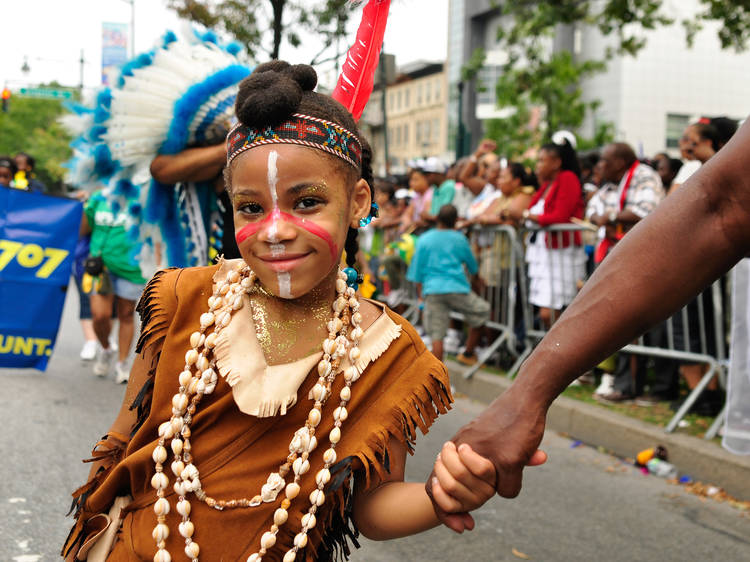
xmin=447 ymin=360 xmax=750 ymax=500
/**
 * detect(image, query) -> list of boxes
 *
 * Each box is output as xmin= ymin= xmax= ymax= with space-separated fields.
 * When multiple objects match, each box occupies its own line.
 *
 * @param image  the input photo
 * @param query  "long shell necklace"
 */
xmin=151 ymin=261 xmax=364 ymax=562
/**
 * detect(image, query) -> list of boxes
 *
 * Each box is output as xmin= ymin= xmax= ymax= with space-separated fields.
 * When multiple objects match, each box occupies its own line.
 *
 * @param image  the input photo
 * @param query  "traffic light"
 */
xmin=1 ymin=87 xmax=10 ymax=113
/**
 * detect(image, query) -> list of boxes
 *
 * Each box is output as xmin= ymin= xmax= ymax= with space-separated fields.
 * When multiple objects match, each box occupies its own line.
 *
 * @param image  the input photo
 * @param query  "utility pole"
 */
xmin=380 ymin=49 xmax=390 ymax=175
xmin=79 ymin=49 xmax=85 ymax=91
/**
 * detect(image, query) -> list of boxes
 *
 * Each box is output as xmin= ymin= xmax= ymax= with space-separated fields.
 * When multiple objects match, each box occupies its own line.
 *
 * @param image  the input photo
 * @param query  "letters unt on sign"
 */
xmin=0 ymin=335 xmax=53 ymax=356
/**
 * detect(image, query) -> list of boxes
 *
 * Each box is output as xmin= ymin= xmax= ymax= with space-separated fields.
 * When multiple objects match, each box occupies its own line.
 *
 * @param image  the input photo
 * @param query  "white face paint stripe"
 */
xmin=267 ymin=150 xmax=280 ymax=243
xmin=277 ymin=271 xmax=292 ymax=298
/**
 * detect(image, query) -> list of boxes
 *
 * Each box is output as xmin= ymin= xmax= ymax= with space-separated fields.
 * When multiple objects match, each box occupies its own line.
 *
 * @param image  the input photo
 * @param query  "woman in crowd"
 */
xmin=510 ymin=139 xmax=585 ymax=328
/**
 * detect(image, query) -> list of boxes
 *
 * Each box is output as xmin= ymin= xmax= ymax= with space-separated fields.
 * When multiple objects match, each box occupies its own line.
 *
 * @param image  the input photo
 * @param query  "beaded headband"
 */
xmin=226 ymin=113 xmax=363 ymax=170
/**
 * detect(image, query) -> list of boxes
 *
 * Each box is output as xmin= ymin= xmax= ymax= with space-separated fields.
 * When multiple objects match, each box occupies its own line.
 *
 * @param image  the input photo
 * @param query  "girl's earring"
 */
xmin=358 ymin=202 xmax=379 ymax=228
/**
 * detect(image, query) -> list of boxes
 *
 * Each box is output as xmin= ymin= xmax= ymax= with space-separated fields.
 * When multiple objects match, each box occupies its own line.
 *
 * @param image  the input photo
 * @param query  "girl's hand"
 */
xmin=430 ymin=441 xmax=496 ymax=528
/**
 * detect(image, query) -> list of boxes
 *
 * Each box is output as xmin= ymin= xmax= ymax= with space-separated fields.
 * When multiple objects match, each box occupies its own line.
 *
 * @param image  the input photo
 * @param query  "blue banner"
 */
xmin=0 ymin=187 xmax=82 ymax=370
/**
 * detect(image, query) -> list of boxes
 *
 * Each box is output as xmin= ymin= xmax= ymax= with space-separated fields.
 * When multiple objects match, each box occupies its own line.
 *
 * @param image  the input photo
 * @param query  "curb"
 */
xmin=447 ymin=361 xmax=750 ymax=500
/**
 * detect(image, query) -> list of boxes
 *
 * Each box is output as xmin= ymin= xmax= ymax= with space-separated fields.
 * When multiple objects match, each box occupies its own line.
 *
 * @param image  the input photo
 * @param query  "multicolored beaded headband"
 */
xmin=226 ymin=113 xmax=363 ymax=170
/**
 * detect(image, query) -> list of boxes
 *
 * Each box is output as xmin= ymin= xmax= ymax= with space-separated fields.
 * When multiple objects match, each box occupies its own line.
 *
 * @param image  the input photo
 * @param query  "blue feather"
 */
xmin=117 ymin=52 xmax=155 ymax=87
xmin=162 ymin=30 xmax=178 ymax=47
xmin=160 ymin=65 xmax=252 ymax=155
xmin=225 ymin=41 xmax=243 ymax=56
xmin=93 ymin=145 xmax=117 ymax=178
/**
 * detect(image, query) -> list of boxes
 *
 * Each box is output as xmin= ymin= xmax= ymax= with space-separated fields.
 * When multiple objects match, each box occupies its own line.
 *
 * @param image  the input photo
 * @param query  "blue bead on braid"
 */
xmin=343 ymin=267 xmax=359 ymax=290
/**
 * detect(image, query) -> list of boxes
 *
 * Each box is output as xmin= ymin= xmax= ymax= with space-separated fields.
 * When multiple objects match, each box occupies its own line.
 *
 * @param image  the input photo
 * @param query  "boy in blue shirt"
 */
xmin=407 ymin=204 xmax=490 ymax=363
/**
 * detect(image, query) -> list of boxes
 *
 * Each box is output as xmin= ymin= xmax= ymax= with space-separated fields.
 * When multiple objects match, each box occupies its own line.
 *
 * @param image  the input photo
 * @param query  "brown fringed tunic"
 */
xmin=63 ymin=264 xmax=451 ymax=561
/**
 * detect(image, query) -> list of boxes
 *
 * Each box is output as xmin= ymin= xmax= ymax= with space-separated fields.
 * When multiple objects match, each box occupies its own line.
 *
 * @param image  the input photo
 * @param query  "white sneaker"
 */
xmin=594 ymin=373 xmax=615 ymax=397
xmin=79 ymin=340 xmax=97 ymax=361
xmin=109 ymin=334 xmax=119 ymax=353
xmin=93 ymin=347 xmax=115 ymax=377
xmin=115 ymin=361 xmax=130 ymax=384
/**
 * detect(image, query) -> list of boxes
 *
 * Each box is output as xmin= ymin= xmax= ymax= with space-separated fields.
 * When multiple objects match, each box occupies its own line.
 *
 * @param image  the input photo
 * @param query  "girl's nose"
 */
xmin=257 ymin=209 xmax=297 ymax=244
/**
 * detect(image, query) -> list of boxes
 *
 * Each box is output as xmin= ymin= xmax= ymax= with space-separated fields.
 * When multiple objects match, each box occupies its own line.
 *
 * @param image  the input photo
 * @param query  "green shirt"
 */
xmin=85 ymin=191 xmax=146 ymax=284
xmin=429 ymin=180 xmax=456 ymax=215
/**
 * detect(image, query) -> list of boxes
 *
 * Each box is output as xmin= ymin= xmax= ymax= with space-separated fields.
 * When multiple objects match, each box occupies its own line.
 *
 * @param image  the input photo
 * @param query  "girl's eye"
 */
xmin=238 ymin=202 xmax=263 ymax=216
xmin=295 ymin=197 xmax=323 ymax=212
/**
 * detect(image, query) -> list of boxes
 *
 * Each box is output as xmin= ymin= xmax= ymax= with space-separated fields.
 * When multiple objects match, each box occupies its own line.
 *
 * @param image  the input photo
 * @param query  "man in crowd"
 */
xmin=427 ymin=116 xmax=750 ymax=533
xmin=586 ymin=142 xmax=671 ymax=403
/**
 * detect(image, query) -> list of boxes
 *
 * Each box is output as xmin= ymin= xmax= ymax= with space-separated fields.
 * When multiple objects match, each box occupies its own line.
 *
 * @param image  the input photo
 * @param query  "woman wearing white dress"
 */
xmin=511 ymin=139 xmax=585 ymax=328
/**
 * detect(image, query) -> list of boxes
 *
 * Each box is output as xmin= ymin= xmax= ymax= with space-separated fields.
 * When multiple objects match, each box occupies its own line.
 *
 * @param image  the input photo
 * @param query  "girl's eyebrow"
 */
xmin=286 ymin=182 xmax=328 ymax=195
xmin=233 ymin=188 xmax=263 ymax=197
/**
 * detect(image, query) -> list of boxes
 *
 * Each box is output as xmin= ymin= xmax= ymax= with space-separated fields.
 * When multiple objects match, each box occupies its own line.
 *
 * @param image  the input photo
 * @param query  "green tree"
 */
xmin=475 ymin=0 xmax=750 ymax=156
xmin=168 ymin=0 xmax=351 ymax=63
xmin=0 ymin=87 xmax=75 ymax=194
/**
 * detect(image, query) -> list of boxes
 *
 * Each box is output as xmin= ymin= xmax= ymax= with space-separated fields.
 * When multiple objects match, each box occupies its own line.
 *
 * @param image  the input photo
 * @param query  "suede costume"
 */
xmin=63 ymin=264 xmax=451 ymax=561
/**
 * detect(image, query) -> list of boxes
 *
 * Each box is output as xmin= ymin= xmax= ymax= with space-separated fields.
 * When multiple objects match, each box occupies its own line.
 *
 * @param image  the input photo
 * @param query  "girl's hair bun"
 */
xmin=235 ymin=61 xmax=319 ymax=128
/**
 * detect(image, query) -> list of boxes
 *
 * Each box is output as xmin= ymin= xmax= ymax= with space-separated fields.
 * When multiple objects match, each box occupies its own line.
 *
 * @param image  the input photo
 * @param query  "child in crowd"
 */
xmin=407 ymin=204 xmax=490 ymax=364
xmin=63 ymin=62 xmax=495 ymax=562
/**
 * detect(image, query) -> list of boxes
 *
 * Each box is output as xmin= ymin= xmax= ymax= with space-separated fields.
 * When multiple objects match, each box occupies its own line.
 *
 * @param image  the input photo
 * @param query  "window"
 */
xmin=434 ymin=79 xmax=441 ymax=102
xmin=396 ymin=125 xmax=402 ymax=146
xmin=416 ymin=121 xmax=422 ymax=144
xmin=433 ymin=118 xmax=440 ymax=143
xmin=396 ymin=90 xmax=402 ymax=111
xmin=666 ymin=113 xmax=690 ymax=149
xmin=416 ymin=84 xmax=423 ymax=105
xmin=404 ymin=89 xmax=410 ymax=108
xmin=425 ymin=81 xmax=432 ymax=104
xmin=424 ymin=120 xmax=432 ymax=146
xmin=388 ymin=92 xmax=394 ymax=111
xmin=404 ymin=123 xmax=409 ymax=145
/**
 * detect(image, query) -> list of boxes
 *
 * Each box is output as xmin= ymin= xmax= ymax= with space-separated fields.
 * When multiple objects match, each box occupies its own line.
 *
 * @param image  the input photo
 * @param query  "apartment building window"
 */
xmin=388 ymin=92 xmax=394 ymax=112
xmin=397 ymin=90 xmax=403 ymax=111
xmin=434 ymin=79 xmax=441 ymax=102
xmin=425 ymin=81 xmax=432 ymax=104
xmin=404 ymin=89 xmax=410 ymax=108
xmin=404 ymin=123 xmax=409 ymax=145
xmin=416 ymin=121 xmax=422 ymax=144
xmin=666 ymin=113 xmax=690 ymax=149
xmin=424 ymin=120 xmax=432 ymax=146
xmin=433 ymin=118 xmax=440 ymax=143
xmin=396 ymin=125 xmax=402 ymax=146
xmin=416 ymin=84 xmax=423 ymax=105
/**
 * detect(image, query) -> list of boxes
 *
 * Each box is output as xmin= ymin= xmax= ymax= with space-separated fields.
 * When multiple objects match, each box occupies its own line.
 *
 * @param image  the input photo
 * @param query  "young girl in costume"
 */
xmin=63 ymin=62 xmax=496 ymax=562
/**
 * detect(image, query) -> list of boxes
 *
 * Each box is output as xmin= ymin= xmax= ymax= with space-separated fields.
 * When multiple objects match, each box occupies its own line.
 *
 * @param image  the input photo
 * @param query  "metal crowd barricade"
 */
xmin=514 ymin=223 xmax=729 ymax=437
xmin=383 ymin=221 xmax=729 ymax=437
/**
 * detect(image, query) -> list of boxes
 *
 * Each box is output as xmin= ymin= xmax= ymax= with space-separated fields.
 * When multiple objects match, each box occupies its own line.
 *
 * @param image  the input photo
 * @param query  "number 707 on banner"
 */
xmin=0 ymin=239 xmax=69 ymax=279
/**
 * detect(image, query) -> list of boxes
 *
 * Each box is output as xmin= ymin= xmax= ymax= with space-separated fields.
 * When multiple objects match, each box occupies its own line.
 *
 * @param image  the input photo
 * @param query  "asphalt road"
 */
xmin=1 ymin=286 xmax=748 ymax=561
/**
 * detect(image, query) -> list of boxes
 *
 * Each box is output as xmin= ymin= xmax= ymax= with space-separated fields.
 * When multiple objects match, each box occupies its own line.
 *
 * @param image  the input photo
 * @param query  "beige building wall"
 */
xmin=386 ymin=70 xmax=448 ymax=172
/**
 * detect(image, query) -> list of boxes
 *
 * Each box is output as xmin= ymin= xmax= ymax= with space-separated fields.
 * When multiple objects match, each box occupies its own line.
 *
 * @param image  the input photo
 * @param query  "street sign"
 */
xmin=17 ymin=87 xmax=73 ymax=100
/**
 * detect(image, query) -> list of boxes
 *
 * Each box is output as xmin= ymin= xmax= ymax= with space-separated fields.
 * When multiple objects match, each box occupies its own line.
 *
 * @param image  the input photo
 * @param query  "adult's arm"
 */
xmin=150 ymin=144 xmax=226 ymax=184
xmin=429 ymin=116 xmax=750 ymax=521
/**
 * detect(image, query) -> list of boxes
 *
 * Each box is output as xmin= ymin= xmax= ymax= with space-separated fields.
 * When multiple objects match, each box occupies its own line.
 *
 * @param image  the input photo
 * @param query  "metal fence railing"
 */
xmin=393 ymin=222 xmax=729 ymax=437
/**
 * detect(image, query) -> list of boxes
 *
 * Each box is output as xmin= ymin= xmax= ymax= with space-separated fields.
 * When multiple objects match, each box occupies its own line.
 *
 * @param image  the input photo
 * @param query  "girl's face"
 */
xmin=535 ymin=149 xmax=560 ymax=182
xmin=497 ymin=166 xmax=520 ymax=196
xmin=409 ymin=170 xmax=429 ymax=194
xmin=683 ymin=125 xmax=715 ymax=163
xmin=0 ymin=166 xmax=12 ymax=187
xmin=231 ymin=144 xmax=371 ymax=300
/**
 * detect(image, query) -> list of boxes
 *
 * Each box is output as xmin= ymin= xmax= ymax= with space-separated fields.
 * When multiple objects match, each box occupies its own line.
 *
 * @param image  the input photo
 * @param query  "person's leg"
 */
xmin=425 ymin=294 xmax=449 ymax=362
xmin=90 ymin=293 xmax=115 ymax=349
xmin=116 ymin=297 xmax=137 ymax=364
xmin=456 ymin=292 xmax=490 ymax=364
xmin=464 ymin=328 xmax=482 ymax=357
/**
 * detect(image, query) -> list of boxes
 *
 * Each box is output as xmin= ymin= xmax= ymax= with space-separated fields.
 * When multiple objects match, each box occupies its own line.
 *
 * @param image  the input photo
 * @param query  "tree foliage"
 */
xmin=470 ymin=0 xmax=750 ymax=157
xmin=0 ymin=89 xmax=74 ymax=193
xmin=168 ymin=0 xmax=351 ymax=63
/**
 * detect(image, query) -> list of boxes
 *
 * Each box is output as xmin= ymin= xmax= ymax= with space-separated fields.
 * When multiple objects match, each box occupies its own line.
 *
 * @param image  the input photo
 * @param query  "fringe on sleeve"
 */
xmin=311 ymin=349 xmax=452 ymax=561
xmin=62 ymin=268 xmax=179 ymax=560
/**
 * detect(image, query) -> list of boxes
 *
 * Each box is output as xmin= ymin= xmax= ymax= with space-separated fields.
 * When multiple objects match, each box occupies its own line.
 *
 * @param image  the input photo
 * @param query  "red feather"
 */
xmin=332 ymin=0 xmax=391 ymax=121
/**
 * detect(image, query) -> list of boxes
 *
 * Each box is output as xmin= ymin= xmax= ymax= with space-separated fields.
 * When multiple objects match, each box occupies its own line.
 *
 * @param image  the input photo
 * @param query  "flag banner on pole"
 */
xmin=0 ymin=187 xmax=82 ymax=370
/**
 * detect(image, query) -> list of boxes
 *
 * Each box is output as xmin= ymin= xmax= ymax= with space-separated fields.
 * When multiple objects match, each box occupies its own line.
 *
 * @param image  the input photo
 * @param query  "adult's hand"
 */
xmin=426 ymin=383 xmax=548 ymax=532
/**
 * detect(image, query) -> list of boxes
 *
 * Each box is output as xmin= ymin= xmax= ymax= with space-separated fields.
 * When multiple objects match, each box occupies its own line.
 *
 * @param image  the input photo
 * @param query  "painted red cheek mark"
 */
xmin=235 ymin=211 xmax=338 ymax=262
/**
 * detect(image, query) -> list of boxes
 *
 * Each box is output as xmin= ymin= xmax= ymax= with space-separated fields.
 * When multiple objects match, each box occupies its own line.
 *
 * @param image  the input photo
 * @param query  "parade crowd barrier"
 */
xmin=402 ymin=223 xmax=729 ymax=437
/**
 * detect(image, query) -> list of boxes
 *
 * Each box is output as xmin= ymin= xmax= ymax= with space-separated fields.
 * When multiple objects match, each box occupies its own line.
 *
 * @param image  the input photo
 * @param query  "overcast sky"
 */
xmin=1 ymin=0 xmax=448 ymax=93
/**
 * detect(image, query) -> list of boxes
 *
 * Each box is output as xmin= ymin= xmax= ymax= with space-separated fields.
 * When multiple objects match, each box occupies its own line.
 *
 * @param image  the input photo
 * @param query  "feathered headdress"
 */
xmin=63 ymin=31 xmax=253 ymax=276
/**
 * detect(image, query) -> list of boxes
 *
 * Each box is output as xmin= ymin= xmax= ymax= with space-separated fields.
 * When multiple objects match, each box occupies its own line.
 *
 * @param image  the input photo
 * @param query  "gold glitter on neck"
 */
xmin=248 ymin=283 xmax=335 ymax=365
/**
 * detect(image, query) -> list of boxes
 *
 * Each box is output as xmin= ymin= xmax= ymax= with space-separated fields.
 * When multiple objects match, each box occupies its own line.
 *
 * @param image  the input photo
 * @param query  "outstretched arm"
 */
xmin=428 ymin=116 xmax=750 ymax=522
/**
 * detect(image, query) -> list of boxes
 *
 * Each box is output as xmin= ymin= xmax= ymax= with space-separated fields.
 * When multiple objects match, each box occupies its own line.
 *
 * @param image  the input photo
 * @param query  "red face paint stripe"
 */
xmin=235 ymin=211 xmax=338 ymax=261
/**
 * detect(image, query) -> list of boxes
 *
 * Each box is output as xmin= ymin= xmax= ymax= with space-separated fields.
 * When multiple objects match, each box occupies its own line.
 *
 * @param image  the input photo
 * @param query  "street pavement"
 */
xmin=1 ymin=286 xmax=748 ymax=561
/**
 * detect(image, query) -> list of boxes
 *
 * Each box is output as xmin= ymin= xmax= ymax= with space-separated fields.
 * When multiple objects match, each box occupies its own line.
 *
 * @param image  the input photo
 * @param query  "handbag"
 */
xmin=75 ymin=495 xmax=132 ymax=561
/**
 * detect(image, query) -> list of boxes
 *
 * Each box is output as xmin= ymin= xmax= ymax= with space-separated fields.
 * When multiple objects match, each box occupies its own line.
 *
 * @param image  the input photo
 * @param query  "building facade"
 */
xmin=360 ymin=60 xmax=449 ymax=176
